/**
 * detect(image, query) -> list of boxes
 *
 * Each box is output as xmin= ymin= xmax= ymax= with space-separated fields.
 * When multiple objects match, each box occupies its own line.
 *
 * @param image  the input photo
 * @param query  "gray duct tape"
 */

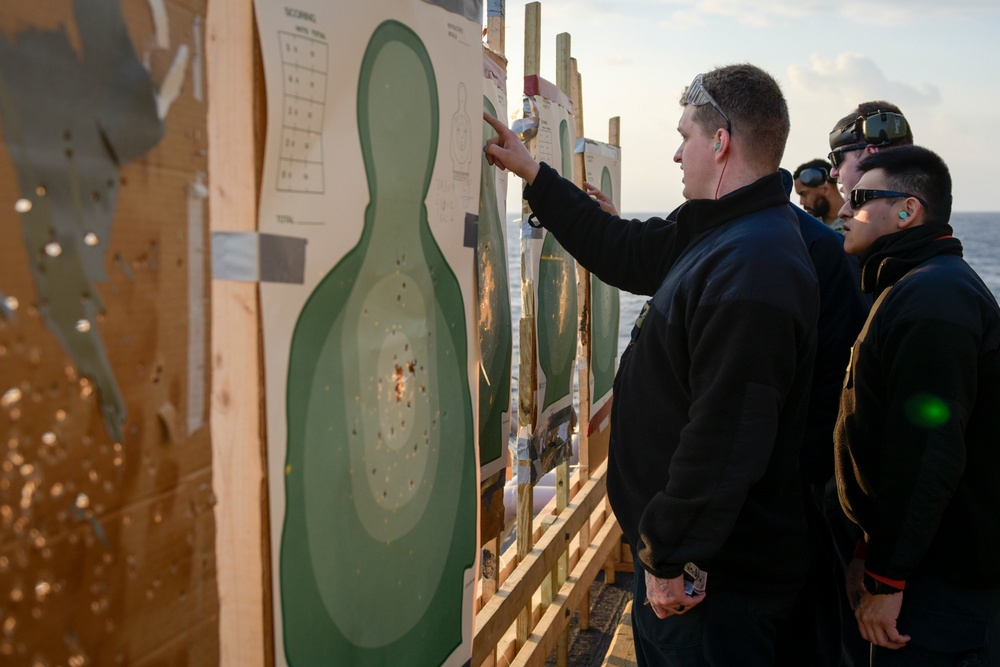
xmin=578 ymin=138 xmax=622 ymax=160
xmin=211 ymin=232 xmax=307 ymax=284
xmin=464 ymin=212 xmax=478 ymax=248
xmin=487 ymin=0 xmax=504 ymax=18
xmin=260 ymin=233 xmax=307 ymax=284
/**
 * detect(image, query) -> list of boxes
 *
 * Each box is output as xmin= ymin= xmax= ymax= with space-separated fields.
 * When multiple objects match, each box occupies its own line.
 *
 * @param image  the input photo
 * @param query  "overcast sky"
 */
xmin=494 ymin=0 xmax=1000 ymax=213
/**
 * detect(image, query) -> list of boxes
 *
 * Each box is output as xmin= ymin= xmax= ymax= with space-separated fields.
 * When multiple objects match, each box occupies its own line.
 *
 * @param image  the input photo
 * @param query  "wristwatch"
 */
xmin=863 ymin=572 xmax=904 ymax=595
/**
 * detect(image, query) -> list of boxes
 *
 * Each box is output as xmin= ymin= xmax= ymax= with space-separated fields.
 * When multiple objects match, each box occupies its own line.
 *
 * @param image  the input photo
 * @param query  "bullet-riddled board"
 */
xmin=577 ymin=138 xmax=621 ymax=453
xmin=478 ymin=51 xmax=511 ymax=544
xmin=0 ymin=0 xmax=215 ymax=665
xmin=253 ymin=1 xmax=482 ymax=665
xmin=522 ymin=74 xmax=577 ymax=483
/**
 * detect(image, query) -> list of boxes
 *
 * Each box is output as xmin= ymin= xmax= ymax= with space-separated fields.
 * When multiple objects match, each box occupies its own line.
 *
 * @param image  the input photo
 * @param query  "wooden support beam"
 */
xmin=524 ymin=2 xmax=541 ymax=77
xmin=207 ymin=0 xmax=267 ymax=664
xmin=509 ymin=510 xmax=624 ymax=666
xmin=486 ymin=0 xmax=506 ymax=58
xmin=473 ymin=462 xmax=610 ymax=667
xmin=554 ymin=33 xmax=574 ymax=667
xmin=516 ymin=0 xmax=542 ymax=651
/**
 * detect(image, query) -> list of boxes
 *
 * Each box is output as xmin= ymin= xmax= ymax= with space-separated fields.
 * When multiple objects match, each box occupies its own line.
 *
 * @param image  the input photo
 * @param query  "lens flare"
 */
xmin=905 ymin=394 xmax=950 ymax=428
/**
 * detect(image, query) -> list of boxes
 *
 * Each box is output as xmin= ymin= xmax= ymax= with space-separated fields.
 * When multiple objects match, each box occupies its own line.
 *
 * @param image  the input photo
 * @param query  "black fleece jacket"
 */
xmin=525 ymin=163 xmax=819 ymax=594
xmin=835 ymin=223 xmax=1000 ymax=588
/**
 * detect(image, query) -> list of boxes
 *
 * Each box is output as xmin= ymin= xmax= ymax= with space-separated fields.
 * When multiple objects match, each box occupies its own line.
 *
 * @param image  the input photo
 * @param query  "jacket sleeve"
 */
xmin=637 ymin=253 xmax=815 ymax=578
xmin=524 ymin=162 xmax=680 ymax=296
xmin=866 ymin=311 xmax=977 ymax=582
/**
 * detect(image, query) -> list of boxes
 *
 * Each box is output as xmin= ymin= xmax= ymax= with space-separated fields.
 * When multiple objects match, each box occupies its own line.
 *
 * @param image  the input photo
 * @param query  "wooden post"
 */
xmin=207 ymin=0 xmax=267 ymax=664
xmin=569 ymin=56 xmax=592 ymax=633
xmin=553 ymin=31 xmax=573 ymax=667
xmin=486 ymin=0 xmax=505 ymax=57
xmin=516 ymin=2 xmax=541 ymax=651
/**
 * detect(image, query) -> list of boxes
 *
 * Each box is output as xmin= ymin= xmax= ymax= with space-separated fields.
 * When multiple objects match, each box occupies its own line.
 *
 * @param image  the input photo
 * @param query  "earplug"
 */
xmin=899 ymin=211 xmax=908 ymax=219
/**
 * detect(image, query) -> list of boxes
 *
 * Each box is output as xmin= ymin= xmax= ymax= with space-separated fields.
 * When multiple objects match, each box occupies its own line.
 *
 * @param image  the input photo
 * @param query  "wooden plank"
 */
xmin=516 ymin=0 xmax=541 ymax=651
xmin=206 ymin=0 xmax=267 ymax=665
xmin=523 ymin=2 xmax=541 ymax=77
xmin=486 ymin=0 xmax=505 ymax=58
xmin=600 ymin=601 xmax=637 ymax=667
xmin=510 ymin=509 xmax=624 ymax=666
xmin=473 ymin=461 xmax=609 ymax=666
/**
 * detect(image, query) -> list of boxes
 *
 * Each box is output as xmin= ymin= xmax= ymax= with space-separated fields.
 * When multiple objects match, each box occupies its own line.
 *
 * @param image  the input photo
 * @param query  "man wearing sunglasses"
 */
xmin=485 ymin=64 xmax=819 ymax=667
xmin=828 ymin=101 xmax=913 ymax=198
xmin=835 ymin=146 xmax=1000 ymax=665
xmin=793 ymin=159 xmax=845 ymax=232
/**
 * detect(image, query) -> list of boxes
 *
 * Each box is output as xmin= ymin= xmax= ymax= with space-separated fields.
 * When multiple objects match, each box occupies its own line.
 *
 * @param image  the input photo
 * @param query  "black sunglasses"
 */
xmin=849 ymin=188 xmax=928 ymax=210
xmin=798 ymin=167 xmax=830 ymax=188
xmin=828 ymin=143 xmax=867 ymax=170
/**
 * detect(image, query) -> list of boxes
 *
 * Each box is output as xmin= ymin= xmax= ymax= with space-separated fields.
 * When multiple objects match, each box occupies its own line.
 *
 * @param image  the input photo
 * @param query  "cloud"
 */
xmin=788 ymin=53 xmax=941 ymax=110
xmin=652 ymin=0 xmax=996 ymax=27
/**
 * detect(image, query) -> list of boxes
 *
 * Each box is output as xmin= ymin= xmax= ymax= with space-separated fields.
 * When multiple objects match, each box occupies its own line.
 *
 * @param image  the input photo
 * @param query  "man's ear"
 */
xmin=714 ymin=130 xmax=730 ymax=160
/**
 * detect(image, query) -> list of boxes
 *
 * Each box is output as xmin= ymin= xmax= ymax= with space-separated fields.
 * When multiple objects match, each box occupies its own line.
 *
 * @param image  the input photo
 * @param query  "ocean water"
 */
xmin=504 ymin=210 xmax=1000 ymax=408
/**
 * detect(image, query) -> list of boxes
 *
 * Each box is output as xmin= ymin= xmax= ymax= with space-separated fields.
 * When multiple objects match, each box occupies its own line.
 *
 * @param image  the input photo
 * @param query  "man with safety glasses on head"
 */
xmin=793 ymin=159 xmax=846 ymax=232
xmin=485 ymin=64 xmax=819 ymax=667
xmin=835 ymin=145 xmax=1000 ymax=665
xmin=828 ymin=101 xmax=913 ymax=197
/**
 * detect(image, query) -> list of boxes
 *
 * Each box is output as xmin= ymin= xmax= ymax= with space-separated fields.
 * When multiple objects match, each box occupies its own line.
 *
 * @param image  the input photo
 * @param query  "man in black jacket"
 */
xmin=835 ymin=145 xmax=1000 ymax=665
xmin=485 ymin=64 xmax=819 ymax=666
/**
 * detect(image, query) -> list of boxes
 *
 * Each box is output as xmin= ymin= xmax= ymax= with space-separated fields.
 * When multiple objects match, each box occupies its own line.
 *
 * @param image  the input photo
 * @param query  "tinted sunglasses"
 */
xmin=828 ymin=143 xmax=867 ymax=170
xmin=683 ymin=73 xmax=732 ymax=135
xmin=849 ymin=188 xmax=928 ymax=210
xmin=798 ymin=167 xmax=830 ymax=188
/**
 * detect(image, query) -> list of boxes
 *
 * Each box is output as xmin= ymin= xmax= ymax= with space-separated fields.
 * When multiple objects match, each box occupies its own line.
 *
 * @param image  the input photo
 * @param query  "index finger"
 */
xmin=483 ymin=112 xmax=510 ymax=135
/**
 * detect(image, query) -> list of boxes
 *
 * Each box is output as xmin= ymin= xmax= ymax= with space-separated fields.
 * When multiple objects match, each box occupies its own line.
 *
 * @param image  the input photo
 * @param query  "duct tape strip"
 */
xmin=516 ymin=428 xmax=532 ymax=484
xmin=187 ymin=174 xmax=208 ymax=434
xmin=464 ymin=212 xmax=478 ymax=248
xmin=487 ymin=0 xmax=504 ymax=18
xmin=147 ymin=0 xmax=170 ymax=49
xmin=211 ymin=232 xmax=308 ymax=284
xmin=575 ymin=137 xmax=621 ymax=159
xmin=521 ymin=217 xmax=542 ymax=240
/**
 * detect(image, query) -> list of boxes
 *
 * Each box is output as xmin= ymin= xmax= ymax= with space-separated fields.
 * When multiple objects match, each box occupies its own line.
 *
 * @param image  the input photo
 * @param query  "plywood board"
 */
xmin=522 ymin=74 xmax=577 ymax=483
xmin=0 ymin=0 xmax=215 ymax=664
xmin=577 ymin=139 xmax=621 ymax=438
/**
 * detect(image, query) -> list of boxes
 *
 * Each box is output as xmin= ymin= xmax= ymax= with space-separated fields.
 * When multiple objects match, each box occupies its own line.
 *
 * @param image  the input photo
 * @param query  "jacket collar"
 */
xmin=662 ymin=172 xmax=789 ymax=267
xmin=859 ymin=223 xmax=963 ymax=295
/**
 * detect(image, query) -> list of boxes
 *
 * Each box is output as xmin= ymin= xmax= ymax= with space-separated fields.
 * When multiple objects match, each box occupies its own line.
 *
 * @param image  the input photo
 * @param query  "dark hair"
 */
xmin=685 ymin=64 xmax=790 ymax=171
xmin=793 ymin=158 xmax=835 ymax=183
xmin=857 ymin=145 xmax=952 ymax=224
xmin=833 ymin=100 xmax=914 ymax=146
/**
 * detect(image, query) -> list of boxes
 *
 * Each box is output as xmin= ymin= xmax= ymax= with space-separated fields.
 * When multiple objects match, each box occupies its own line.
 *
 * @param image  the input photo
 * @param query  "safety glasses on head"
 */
xmin=683 ymin=73 xmax=732 ymax=136
xmin=849 ymin=188 xmax=928 ymax=210
xmin=828 ymin=143 xmax=868 ymax=170
xmin=798 ymin=167 xmax=831 ymax=188
xmin=829 ymin=111 xmax=908 ymax=151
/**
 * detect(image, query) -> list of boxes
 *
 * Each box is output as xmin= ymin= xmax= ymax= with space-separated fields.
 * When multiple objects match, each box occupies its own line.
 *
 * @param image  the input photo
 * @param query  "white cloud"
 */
xmin=652 ymin=0 xmax=996 ymax=26
xmin=788 ymin=53 xmax=941 ymax=110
